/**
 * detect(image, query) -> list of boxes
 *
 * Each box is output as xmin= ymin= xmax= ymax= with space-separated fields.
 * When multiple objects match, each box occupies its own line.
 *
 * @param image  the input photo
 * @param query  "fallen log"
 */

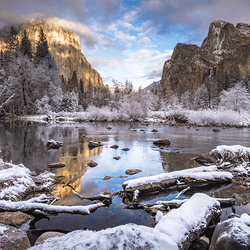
xmin=122 ymin=166 xmax=233 ymax=194
xmin=0 ymin=195 xmax=107 ymax=215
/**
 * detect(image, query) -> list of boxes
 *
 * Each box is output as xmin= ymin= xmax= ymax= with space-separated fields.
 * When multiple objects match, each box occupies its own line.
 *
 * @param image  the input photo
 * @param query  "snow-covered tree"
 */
xmin=219 ymin=82 xmax=250 ymax=112
xmin=193 ymin=84 xmax=209 ymax=110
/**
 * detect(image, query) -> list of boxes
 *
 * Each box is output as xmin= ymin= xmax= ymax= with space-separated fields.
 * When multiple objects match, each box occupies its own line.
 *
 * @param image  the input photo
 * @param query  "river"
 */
xmin=0 ymin=120 xmax=250 ymax=244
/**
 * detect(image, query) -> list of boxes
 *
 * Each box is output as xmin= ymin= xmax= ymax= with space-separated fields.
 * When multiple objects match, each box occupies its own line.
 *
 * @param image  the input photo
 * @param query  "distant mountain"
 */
xmin=144 ymin=80 xmax=160 ymax=93
xmin=160 ymin=20 xmax=250 ymax=99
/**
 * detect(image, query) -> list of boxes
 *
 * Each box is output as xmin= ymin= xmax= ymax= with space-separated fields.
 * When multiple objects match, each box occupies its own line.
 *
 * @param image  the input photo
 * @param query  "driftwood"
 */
xmin=0 ymin=195 xmax=106 ymax=215
xmin=63 ymin=174 xmax=112 ymax=205
xmin=123 ymin=197 xmax=235 ymax=215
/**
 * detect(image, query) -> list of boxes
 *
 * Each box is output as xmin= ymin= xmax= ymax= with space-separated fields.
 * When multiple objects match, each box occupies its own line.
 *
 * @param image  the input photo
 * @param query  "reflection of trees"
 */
xmin=160 ymin=151 xmax=200 ymax=172
xmin=0 ymin=120 xmax=52 ymax=172
xmin=52 ymin=142 xmax=103 ymax=200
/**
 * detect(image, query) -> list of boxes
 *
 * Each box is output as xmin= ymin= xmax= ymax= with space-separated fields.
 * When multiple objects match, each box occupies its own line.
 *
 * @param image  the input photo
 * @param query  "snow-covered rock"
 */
xmin=0 ymin=159 xmax=56 ymax=201
xmin=209 ymin=214 xmax=250 ymax=250
xmin=155 ymin=193 xmax=220 ymax=250
xmin=210 ymin=145 xmax=250 ymax=163
xmin=27 ymin=223 xmax=178 ymax=250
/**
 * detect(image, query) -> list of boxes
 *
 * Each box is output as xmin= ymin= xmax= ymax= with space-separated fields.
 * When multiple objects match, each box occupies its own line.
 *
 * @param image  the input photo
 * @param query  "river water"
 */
xmin=0 ymin=120 xmax=250 ymax=244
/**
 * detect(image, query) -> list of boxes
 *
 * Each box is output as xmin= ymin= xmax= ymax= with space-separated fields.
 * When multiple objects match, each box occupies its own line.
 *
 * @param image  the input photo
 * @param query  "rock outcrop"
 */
xmin=0 ymin=19 xmax=103 ymax=91
xmin=160 ymin=20 xmax=250 ymax=98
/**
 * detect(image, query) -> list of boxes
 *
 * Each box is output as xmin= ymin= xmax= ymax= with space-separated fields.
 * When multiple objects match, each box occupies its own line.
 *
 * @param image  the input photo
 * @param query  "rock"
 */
xmin=87 ymin=160 xmax=98 ymax=167
xmin=125 ymin=169 xmax=142 ymax=175
xmin=121 ymin=148 xmax=130 ymax=151
xmin=189 ymin=236 xmax=210 ymax=250
xmin=212 ymin=129 xmax=220 ymax=132
xmin=113 ymin=156 xmax=121 ymax=160
xmin=209 ymin=217 xmax=250 ymax=250
xmin=140 ymin=129 xmax=145 ymax=131
xmin=46 ymin=139 xmax=62 ymax=149
xmin=153 ymin=139 xmax=170 ymax=146
xmin=0 ymin=212 xmax=34 ymax=228
xmin=151 ymin=129 xmax=158 ymax=132
xmin=88 ymin=141 xmax=102 ymax=149
xmin=47 ymin=162 xmax=66 ymax=168
xmin=160 ymin=20 xmax=250 ymax=101
xmin=81 ymin=134 xmax=86 ymax=137
xmin=106 ymin=127 xmax=112 ymax=130
xmin=110 ymin=145 xmax=119 ymax=149
xmin=35 ymin=231 xmax=65 ymax=245
xmin=193 ymin=156 xmax=215 ymax=165
xmin=0 ymin=224 xmax=31 ymax=250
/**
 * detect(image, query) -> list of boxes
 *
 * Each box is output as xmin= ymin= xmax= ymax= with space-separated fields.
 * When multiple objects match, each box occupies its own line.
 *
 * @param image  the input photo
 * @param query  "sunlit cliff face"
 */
xmin=0 ymin=19 xmax=103 ymax=90
xmin=51 ymin=143 xmax=103 ymax=200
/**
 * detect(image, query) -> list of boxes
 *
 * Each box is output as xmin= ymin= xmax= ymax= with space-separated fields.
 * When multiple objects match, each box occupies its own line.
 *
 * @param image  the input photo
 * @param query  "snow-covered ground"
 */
xmin=28 ymin=193 xmax=219 ymax=250
xmin=15 ymin=108 xmax=250 ymax=126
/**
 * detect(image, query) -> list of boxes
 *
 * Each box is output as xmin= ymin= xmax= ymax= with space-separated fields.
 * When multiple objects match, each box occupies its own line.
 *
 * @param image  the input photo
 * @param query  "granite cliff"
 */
xmin=160 ymin=20 xmax=250 ymax=98
xmin=0 ymin=19 xmax=103 ymax=91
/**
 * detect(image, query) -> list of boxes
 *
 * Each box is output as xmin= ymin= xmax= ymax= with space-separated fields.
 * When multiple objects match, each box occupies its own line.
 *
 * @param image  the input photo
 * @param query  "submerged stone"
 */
xmin=87 ymin=160 xmax=98 ymax=167
xmin=125 ymin=169 xmax=142 ymax=175
xmin=153 ymin=139 xmax=170 ymax=146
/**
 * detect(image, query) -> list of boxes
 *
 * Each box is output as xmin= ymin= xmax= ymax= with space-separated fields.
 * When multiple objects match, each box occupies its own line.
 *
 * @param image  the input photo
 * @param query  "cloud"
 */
xmin=51 ymin=17 xmax=98 ymax=48
xmin=143 ymin=68 xmax=162 ymax=79
xmin=136 ymin=0 xmax=250 ymax=44
xmin=138 ymin=37 xmax=150 ymax=43
xmin=116 ymin=31 xmax=136 ymax=41
xmin=88 ymin=57 xmax=120 ymax=69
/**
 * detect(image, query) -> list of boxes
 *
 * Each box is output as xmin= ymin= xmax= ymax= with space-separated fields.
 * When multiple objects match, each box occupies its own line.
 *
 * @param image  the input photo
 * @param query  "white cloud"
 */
xmin=138 ymin=37 xmax=151 ymax=43
xmin=88 ymin=57 xmax=120 ymax=69
xmin=116 ymin=31 xmax=136 ymax=41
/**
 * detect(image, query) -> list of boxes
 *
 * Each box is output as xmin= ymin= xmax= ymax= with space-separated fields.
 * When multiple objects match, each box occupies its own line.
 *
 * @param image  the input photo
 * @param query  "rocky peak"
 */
xmin=201 ymin=20 xmax=250 ymax=54
xmin=160 ymin=20 xmax=250 ymax=99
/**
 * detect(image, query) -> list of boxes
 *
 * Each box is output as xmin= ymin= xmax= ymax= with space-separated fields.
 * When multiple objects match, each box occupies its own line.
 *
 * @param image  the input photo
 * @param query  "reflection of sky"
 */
xmin=2 ymin=121 xmax=250 ymax=233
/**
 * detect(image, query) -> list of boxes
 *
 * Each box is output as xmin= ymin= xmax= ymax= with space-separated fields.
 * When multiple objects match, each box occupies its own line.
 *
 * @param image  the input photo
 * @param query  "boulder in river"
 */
xmin=87 ymin=160 xmax=98 ymax=167
xmin=110 ymin=145 xmax=119 ymax=149
xmin=0 ymin=212 xmax=34 ymax=228
xmin=209 ymin=216 xmax=250 ymax=250
xmin=88 ymin=141 xmax=103 ymax=149
xmin=47 ymin=162 xmax=66 ymax=168
xmin=151 ymin=129 xmax=158 ymax=132
xmin=212 ymin=128 xmax=220 ymax=132
xmin=153 ymin=139 xmax=170 ymax=146
xmin=35 ymin=232 xmax=65 ymax=246
xmin=125 ymin=169 xmax=142 ymax=175
xmin=113 ymin=156 xmax=121 ymax=160
xmin=122 ymin=148 xmax=130 ymax=151
xmin=193 ymin=156 xmax=215 ymax=165
xmin=0 ymin=224 xmax=31 ymax=250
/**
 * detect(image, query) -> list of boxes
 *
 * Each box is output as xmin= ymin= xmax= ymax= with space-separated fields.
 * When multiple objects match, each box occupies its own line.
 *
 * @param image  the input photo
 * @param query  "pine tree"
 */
xmin=20 ymin=30 xmax=32 ymax=59
xmin=35 ymin=27 xmax=49 ymax=64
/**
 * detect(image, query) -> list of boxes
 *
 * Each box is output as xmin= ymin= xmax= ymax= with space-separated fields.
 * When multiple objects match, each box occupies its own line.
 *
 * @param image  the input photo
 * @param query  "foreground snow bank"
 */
xmin=0 ymin=159 xmax=56 ymax=201
xmin=28 ymin=223 xmax=178 ymax=250
xmin=28 ymin=193 xmax=219 ymax=250
xmin=123 ymin=165 xmax=232 ymax=191
xmin=210 ymin=145 xmax=250 ymax=163
xmin=155 ymin=193 xmax=220 ymax=250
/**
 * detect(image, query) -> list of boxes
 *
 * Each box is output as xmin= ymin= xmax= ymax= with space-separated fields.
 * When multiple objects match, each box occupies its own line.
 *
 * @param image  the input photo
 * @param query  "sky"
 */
xmin=1 ymin=0 xmax=250 ymax=89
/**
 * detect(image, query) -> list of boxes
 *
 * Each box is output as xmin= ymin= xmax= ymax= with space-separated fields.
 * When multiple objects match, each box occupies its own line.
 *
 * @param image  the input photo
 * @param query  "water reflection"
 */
xmin=1 ymin=120 xmax=250 ymax=235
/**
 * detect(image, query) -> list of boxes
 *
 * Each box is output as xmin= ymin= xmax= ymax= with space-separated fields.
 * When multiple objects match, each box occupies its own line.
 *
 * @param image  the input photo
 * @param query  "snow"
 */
xmin=210 ymin=145 xmax=250 ymax=163
xmin=27 ymin=223 xmax=178 ymax=250
xmin=155 ymin=193 xmax=220 ymax=248
xmin=28 ymin=193 xmax=219 ymax=250
xmin=0 ymin=198 xmax=105 ymax=215
xmin=240 ymin=213 xmax=250 ymax=226
xmin=0 ymin=225 xmax=8 ymax=235
xmin=123 ymin=165 xmax=232 ymax=189
xmin=155 ymin=211 xmax=164 ymax=223
xmin=0 ymin=159 xmax=56 ymax=201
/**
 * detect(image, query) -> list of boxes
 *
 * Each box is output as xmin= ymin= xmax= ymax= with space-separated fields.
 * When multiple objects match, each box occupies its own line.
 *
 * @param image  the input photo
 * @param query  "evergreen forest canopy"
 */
xmin=0 ymin=25 xmax=250 ymax=121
